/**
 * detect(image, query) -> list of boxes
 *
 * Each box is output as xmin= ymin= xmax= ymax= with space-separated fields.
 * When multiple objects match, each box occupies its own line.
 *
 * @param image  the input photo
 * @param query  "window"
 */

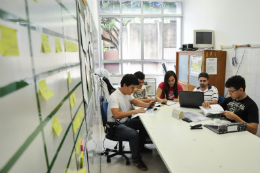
xmin=163 ymin=17 xmax=181 ymax=60
xmin=122 ymin=17 xmax=141 ymax=59
xmin=143 ymin=17 xmax=162 ymax=59
xmin=101 ymin=17 xmax=120 ymax=60
xmin=143 ymin=1 xmax=162 ymax=14
xmin=99 ymin=1 xmax=182 ymax=75
xmin=100 ymin=0 xmax=120 ymax=14
xmin=122 ymin=1 xmax=141 ymax=14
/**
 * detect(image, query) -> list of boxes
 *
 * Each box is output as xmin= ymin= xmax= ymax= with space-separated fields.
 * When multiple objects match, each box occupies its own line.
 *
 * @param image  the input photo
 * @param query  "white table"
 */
xmin=139 ymin=103 xmax=260 ymax=173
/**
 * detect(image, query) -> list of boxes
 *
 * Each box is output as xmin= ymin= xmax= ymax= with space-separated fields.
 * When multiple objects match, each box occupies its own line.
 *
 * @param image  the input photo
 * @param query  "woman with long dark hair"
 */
xmin=155 ymin=70 xmax=183 ymax=103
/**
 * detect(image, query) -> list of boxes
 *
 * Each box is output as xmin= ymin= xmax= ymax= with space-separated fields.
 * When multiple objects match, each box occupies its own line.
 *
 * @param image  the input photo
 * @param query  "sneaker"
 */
xmin=133 ymin=160 xmax=148 ymax=171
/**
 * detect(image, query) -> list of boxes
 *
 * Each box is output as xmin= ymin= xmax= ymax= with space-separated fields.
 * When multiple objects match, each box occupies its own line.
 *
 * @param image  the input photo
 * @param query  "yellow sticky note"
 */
xmin=0 ymin=40 xmax=3 ymax=55
xmin=70 ymin=94 xmax=75 ymax=108
xmin=73 ymin=115 xmax=81 ymax=134
xmin=68 ymin=71 xmax=72 ymax=84
xmin=73 ymin=120 xmax=78 ymax=134
xmin=65 ymin=40 xmax=69 ymax=52
xmin=0 ymin=25 xmax=19 ymax=56
xmin=76 ymin=135 xmax=81 ymax=155
xmin=80 ymin=151 xmax=84 ymax=167
xmin=78 ymin=108 xmax=83 ymax=119
xmin=38 ymin=79 xmax=54 ymax=100
xmin=55 ymin=38 xmax=62 ymax=53
xmin=52 ymin=115 xmax=63 ymax=137
xmin=41 ymin=34 xmax=52 ymax=53
xmin=77 ymin=167 xmax=86 ymax=173
xmin=73 ymin=93 xmax=77 ymax=104
xmin=65 ymin=168 xmax=75 ymax=173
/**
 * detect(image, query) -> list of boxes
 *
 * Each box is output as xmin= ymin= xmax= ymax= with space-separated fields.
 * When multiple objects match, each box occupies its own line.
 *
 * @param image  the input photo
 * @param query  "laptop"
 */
xmin=179 ymin=91 xmax=204 ymax=108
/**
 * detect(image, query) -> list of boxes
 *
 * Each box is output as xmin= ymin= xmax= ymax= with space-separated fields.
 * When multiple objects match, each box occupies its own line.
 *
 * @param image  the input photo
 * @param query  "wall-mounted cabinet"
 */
xmin=176 ymin=50 xmax=226 ymax=96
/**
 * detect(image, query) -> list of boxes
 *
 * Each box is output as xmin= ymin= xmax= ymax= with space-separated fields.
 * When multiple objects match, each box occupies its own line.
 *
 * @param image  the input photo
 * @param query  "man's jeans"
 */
xmin=113 ymin=118 xmax=148 ymax=161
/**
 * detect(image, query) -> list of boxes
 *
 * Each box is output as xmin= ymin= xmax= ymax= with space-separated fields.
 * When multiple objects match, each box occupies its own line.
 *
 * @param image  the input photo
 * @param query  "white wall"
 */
xmin=181 ymin=0 xmax=260 ymax=136
xmin=181 ymin=0 xmax=260 ymax=47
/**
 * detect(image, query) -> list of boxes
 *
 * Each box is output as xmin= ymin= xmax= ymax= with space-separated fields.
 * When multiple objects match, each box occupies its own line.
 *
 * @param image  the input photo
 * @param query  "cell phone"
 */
xmin=147 ymin=100 xmax=156 ymax=109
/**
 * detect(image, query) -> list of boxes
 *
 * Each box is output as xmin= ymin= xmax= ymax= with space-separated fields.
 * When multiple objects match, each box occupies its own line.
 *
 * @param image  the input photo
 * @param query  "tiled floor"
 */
xmin=100 ymin=139 xmax=169 ymax=173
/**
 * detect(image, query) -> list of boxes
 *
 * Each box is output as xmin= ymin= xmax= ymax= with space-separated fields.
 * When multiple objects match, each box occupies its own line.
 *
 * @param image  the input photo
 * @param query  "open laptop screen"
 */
xmin=179 ymin=91 xmax=204 ymax=108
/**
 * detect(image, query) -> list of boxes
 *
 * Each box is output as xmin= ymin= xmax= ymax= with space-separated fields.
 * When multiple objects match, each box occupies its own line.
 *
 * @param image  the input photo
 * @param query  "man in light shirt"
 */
xmin=193 ymin=72 xmax=218 ymax=107
xmin=107 ymin=74 xmax=154 ymax=171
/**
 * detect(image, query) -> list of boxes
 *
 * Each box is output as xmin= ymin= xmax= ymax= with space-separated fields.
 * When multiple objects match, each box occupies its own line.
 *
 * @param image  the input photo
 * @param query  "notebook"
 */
xmin=179 ymin=91 xmax=204 ymax=108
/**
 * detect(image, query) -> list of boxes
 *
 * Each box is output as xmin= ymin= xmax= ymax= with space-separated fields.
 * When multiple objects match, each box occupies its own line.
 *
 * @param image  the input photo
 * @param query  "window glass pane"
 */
xmin=143 ymin=18 xmax=162 ymax=59
xmin=104 ymin=63 xmax=121 ymax=75
xmin=122 ymin=17 xmax=141 ymax=59
xmin=100 ymin=0 xmax=120 ymax=14
xmin=101 ymin=17 xmax=120 ymax=60
xmin=122 ymin=1 xmax=141 ymax=14
xmin=143 ymin=1 xmax=162 ymax=14
xmin=122 ymin=62 xmax=142 ymax=74
xmin=165 ymin=62 xmax=176 ymax=72
xmin=143 ymin=62 xmax=162 ymax=74
xmin=95 ymin=63 xmax=100 ymax=70
xmin=163 ymin=2 xmax=182 ymax=14
xmin=164 ymin=18 xmax=181 ymax=60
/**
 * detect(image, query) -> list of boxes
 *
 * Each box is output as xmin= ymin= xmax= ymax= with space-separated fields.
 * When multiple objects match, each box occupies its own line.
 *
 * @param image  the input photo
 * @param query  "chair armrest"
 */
xmin=105 ymin=122 xmax=119 ymax=138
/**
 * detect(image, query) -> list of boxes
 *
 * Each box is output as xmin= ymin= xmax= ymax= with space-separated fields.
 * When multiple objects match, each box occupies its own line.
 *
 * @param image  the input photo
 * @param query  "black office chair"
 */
xmin=100 ymin=98 xmax=131 ymax=165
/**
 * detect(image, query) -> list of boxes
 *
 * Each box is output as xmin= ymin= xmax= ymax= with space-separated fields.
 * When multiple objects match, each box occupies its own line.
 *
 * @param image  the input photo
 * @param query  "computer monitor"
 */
xmin=193 ymin=30 xmax=214 ymax=48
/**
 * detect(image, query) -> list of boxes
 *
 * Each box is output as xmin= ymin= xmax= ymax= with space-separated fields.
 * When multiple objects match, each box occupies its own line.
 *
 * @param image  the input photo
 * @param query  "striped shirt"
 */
xmin=193 ymin=85 xmax=218 ymax=101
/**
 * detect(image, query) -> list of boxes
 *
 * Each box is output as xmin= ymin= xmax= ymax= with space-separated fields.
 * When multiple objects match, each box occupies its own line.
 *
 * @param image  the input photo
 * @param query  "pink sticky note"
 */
xmin=81 ymin=140 xmax=84 ymax=151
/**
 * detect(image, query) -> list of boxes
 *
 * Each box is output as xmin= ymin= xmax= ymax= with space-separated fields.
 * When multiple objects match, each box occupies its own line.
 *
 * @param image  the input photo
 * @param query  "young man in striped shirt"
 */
xmin=193 ymin=72 xmax=219 ymax=107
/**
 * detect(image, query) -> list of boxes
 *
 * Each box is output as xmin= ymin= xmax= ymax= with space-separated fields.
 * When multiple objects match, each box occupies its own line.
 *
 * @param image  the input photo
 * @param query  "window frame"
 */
xmin=99 ymin=0 xmax=183 ymax=76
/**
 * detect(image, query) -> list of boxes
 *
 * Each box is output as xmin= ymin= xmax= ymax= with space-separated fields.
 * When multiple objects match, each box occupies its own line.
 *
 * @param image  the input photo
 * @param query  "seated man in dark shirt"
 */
xmin=220 ymin=75 xmax=259 ymax=134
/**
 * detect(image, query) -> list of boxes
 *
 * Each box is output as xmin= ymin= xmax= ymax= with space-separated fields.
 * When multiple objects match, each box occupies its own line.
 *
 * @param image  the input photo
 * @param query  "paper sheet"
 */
xmin=52 ymin=115 xmax=63 ymax=137
xmin=190 ymin=55 xmax=202 ymax=77
xmin=132 ymin=108 xmax=154 ymax=119
xmin=38 ymin=79 xmax=54 ymax=100
xmin=167 ymin=100 xmax=177 ymax=105
xmin=79 ymin=14 xmax=87 ymax=53
xmin=184 ymin=112 xmax=210 ymax=122
xmin=0 ymin=25 xmax=19 ymax=56
xmin=206 ymin=58 xmax=217 ymax=75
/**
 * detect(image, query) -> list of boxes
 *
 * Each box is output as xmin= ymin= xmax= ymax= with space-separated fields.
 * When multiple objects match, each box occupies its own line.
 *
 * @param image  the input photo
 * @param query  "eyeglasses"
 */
xmin=228 ymin=90 xmax=237 ymax=94
xmin=168 ymin=79 xmax=175 ymax=83
xmin=199 ymin=80 xmax=207 ymax=82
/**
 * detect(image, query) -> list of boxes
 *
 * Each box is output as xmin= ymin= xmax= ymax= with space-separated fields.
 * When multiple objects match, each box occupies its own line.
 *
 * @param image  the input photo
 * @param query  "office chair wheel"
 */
xmin=107 ymin=158 xmax=111 ymax=163
xmin=126 ymin=160 xmax=130 ymax=165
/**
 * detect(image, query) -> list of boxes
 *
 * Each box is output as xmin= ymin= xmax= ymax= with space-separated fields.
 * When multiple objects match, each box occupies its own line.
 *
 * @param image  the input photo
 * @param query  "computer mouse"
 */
xmin=154 ymin=108 xmax=157 ymax=110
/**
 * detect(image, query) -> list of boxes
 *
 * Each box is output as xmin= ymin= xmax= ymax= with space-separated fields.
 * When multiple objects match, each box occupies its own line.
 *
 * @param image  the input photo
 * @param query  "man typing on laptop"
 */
xmin=193 ymin=72 xmax=219 ymax=108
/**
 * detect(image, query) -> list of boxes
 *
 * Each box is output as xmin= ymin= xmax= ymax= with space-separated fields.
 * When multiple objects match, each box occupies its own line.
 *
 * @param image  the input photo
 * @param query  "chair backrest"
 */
xmin=218 ymin=95 xmax=225 ymax=104
xmin=101 ymin=100 xmax=109 ymax=127
xmin=103 ymin=77 xmax=116 ymax=95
